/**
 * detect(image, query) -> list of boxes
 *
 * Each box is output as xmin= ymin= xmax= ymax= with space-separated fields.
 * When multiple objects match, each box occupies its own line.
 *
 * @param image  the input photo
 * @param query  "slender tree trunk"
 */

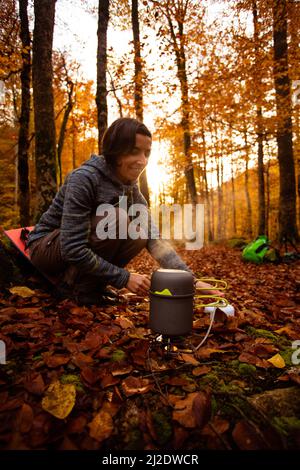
xmin=71 ymin=115 xmax=76 ymax=170
xmin=210 ymin=173 xmax=215 ymax=241
xmin=108 ymin=69 xmax=123 ymax=117
xmin=131 ymin=0 xmax=143 ymax=122
xmin=230 ymin=156 xmax=237 ymax=236
xmin=201 ymin=127 xmax=212 ymax=241
xmin=32 ymin=0 xmax=57 ymax=220
xmin=96 ymin=0 xmax=109 ymax=152
xmin=18 ymin=0 xmax=31 ymax=225
xmin=253 ymin=0 xmax=266 ymax=235
xmin=244 ymin=128 xmax=253 ymax=238
xmin=228 ymin=122 xmax=237 ymax=236
xmin=266 ymin=158 xmax=271 ymax=237
xmin=272 ymin=0 xmax=298 ymax=242
xmin=131 ymin=0 xmax=150 ymax=205
xmin=216 ymin=156 xmax=223 ymax=240
xmin=57 ymin=80 xmax=74 ymax=186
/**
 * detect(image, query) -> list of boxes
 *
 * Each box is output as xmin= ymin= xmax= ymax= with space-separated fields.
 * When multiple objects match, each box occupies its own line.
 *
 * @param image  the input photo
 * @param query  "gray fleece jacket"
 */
xmin=28 ymin=155 xmax=191 ymax=288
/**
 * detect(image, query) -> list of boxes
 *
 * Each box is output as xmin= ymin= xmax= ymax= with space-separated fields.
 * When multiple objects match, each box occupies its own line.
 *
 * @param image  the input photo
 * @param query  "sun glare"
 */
xmin=146 ymin=140 xmax=172 ymax=202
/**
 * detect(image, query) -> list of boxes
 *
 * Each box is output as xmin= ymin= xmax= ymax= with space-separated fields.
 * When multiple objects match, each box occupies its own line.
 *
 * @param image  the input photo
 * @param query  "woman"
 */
xmin=27 ymin=117 xmax=221 ymax=305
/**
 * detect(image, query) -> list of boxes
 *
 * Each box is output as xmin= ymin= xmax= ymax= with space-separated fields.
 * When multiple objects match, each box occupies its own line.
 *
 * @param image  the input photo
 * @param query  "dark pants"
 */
xmin=28 ymin=208 xmax=147 ymax=294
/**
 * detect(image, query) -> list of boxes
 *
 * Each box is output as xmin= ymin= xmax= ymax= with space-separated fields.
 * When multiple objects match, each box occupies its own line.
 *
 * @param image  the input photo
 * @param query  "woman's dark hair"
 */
xmin=101 ymin=117 xmax=152 ymax=166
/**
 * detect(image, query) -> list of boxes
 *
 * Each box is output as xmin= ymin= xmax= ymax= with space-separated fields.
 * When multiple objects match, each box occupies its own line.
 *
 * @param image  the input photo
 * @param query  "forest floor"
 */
xmin=0 ymin=243 xmax=300 ymax=451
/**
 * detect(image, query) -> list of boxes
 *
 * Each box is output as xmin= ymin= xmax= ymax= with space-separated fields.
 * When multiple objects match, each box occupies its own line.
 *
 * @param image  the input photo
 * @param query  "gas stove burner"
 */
xmin=151 ymin=334 xmax=194 ymax=358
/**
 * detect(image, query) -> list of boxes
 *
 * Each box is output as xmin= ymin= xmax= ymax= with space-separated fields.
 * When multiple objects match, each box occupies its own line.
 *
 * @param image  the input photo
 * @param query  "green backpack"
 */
xmin=242 ymin=235 xmax=270 ymax=264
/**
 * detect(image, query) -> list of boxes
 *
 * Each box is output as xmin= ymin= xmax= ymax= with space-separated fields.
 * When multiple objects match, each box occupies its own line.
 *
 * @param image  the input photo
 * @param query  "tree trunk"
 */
xmin=131 ymin=0 xmax=150 ymax=205
xmin=272 ymin=0 xmax=298 ymax=242
xmin=57 ymin=80 xmax=74 ymax=186
xmin=201 ymin=127 xmax=212 ymax=241
xmin=230 ymin=156 xmax=237 ymax=236
xmin=71 ymin=115 xmax=77 ymax=170
xmin=253 ymin=0 xmax=266 ymax=235
xmin=96 ymin=0 xmax=109 ymax=152
xmin=18 ymin=0 xmax=31 ymax=226
xmin=32 ymin=0 xmax=57 ymax=220
xmin=266 ymin=158 xmax=271 ymax=237
xmin=165 ymin=2 xmax=197 ymax=205
xmin=288 ymin=0 xmax=300 ymax=230
xmin=244 ymin=128 xmax=253 ymax=238
xmin=217 ymin=156 xmax=223 ymax=240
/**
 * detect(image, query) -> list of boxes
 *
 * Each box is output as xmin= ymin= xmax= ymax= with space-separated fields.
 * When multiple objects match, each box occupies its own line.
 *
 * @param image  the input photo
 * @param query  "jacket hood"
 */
xmin=83 ymin=154 xmax=139 ymax=192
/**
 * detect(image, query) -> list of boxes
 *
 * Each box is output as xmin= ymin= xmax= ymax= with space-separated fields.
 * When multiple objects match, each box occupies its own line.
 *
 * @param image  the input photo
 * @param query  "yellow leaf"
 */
xmin=88 ymin=410 xmax=113 ymax=442
xmin=267 ymin=353 xmax=285 ymax=369
xmin=9 ymin=286 xmax=36 ymax=298
xmin=41 ymin=380 xmax=76 ymax=419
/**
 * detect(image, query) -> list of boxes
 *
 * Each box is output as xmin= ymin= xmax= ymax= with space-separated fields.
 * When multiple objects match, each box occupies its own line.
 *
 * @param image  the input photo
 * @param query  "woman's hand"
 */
xmin=126 ymin=273 xmax=151 ymax=296
xmin=195 ymin=280 xmax=225 ymax=297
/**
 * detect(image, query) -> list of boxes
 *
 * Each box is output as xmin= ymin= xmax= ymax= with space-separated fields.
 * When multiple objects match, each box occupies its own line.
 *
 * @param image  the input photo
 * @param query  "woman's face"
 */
xmin=115 ymin=133 xmax=152 ymax=184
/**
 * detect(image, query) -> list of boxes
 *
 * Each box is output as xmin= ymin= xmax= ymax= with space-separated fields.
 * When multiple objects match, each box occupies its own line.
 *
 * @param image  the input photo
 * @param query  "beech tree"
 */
xmin=96 ymin=0 xmax=109 ymax=151
xmin=17 ymin=0 xmax=30 ymax=225
xmin=32 ymin=0 xmax=57 ymax=219
xmin=150 ymin=0 xmax=198 ymax=205
xmin=272 ymin=0 xmax=298 ymax=242
xmin=131 ymin=0 xmax=150 ymax=204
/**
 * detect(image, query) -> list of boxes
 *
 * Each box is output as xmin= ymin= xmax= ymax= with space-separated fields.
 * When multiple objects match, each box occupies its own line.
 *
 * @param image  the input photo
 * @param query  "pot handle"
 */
xmin=194 ymin=277 xmax=228 ymax=308
xmin=194 ymin=295 xmax=228 ymax=308
xmin=195 ymin=277 xmax=228 ymax=290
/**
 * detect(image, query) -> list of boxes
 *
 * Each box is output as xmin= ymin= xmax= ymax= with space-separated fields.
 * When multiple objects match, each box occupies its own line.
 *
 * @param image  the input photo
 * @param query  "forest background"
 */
xmin=0 ymin=0 xmax=299 ymax=246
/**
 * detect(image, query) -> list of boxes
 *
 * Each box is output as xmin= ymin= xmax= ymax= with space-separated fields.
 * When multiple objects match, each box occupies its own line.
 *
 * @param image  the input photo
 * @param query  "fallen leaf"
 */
xmin=9 ymin=286 xmax=36 ymax=298
xmin=232 ymin=420 xmax=266 ymax=450
xmin=111 ymin=364 xmax=133 ymax=376
xmin=196 ymin=348 xmax=228 ymax=360
xmin=238 ymin=352 xmax=271 ymax=369
xmin=121 ymin=376 xmax=151 ymax=397
xmin=43 ymin=354 xmax=70 ymax=368
xmin=101 ymin=374 xmax=120 ymax=388
xmin=192 ymin=390 xmax=211 ymax=429
xmin=201 ymin=417 xmax=230 ymax=437
xmin=41 ymin=380 xmax=76 ymax=419
xmin=80 ymin=367 xmax=101 ymax=386
xmin=192 ymin=365 xmax=212 ymax=376
xmin=0 ymin=307 xmax=17 ymax=316
xmin=67 ymin=415 xmax=88 ymax=434
xmin=178 ymin=353 xmax=200 ymax=365
xmin=72 ymin=352 xmax=94 ymax=369
xmin=17 ymin=403 xmax=34 ymax=433
xmin=166 ymin=376 xmax=193 ymax=386
xmin=0 ymin=398 xmax=22 ymax=412
xmin=247 ymin=343 xmax=278 ymax=358
xmin=115 ymin=316 xmax=134 ymax=329
xmin=88 ymin=410 xmax=113 ymax=442
xmin=267 ymin=353 xmax=285 ymax=368
xmin=172 ymin=392 xmax=199 ymax=428
xmin=274 ymin=326 xmax=299 ymax=339
xmin=23 ymin=373 xmax=45 ymax=395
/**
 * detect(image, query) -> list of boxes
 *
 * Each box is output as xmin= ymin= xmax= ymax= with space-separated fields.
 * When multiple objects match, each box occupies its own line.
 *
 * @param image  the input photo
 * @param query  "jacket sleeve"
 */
xmin=134 ymin=190 xmax=194 ymax=275
xmin=60 ymin=170 xmax=130 ymax=289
